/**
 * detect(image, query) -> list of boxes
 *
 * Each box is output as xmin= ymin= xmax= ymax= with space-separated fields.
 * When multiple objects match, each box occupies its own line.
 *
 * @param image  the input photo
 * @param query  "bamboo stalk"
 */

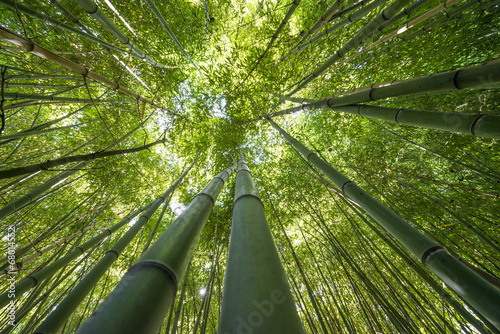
xmin=75 ymin=164 xmax=236 ymax=333
xmin=267 ymin=118 xmax=500 ymax=329
xmin=271 ymin=59 xmax=500 ymax=117
xmin=33 ymin=157 xmax=196 ymax=334
xmin=0 ymin=26 xmax=186 ymax=120
xmin=218 ymin=152 xmax=305 ymax=333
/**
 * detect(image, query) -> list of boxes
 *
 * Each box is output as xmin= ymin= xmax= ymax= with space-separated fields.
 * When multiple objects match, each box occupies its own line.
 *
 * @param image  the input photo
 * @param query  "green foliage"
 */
xmin=0 ymin=0 xmax=499 ymax=332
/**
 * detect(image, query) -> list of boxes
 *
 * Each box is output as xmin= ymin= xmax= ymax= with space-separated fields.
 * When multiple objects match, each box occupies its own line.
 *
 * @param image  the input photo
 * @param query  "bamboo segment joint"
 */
xmin=421 ymin=245 xmax=444 ymax=265
xmin=341 ymin=180 xmax=354 ymax=193
xmin=470 ymin=114 xmax=486 ymax=136
xmin=128 ymin=260 xmax=178 ymax=287
xmin=233 ymin=193 xmax=264 ymax=209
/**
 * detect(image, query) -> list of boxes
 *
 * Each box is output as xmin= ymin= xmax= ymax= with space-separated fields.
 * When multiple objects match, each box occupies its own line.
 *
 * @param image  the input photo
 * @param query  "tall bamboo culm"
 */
xmin=32 ymin=156 xmax=197 ymax=334
xmin=267 ymin=118 xmax=500 ymax=330
xmin=76 ymin=163 xmax=236 ymax=333
xmin=218 ymin=151 xmax=305 ymax=334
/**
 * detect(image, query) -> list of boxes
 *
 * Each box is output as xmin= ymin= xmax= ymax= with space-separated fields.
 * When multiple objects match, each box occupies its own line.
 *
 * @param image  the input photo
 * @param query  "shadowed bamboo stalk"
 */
xmin=76 ymin=163 xmax=236 ymax=333
xmin=0 ymin=203 xmax=150 ymax=309
xmin=267 ymin=118 xmax=500 ymax=330
xmin=332 ymin=104 xmax=500 ymax=139
xmin=0 ymin=137 xmax=168 ymax=179
xmin=218 ymin=151 xmax=305 ymax=334
xmin=0 ymin=26 xmax=186 ymax=120
xmin=33 ymin=156 xmax=196 ymax=334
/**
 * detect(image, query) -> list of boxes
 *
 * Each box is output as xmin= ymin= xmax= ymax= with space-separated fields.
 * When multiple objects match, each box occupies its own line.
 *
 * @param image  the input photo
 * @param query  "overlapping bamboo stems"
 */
xmin=0 ymin=201 xmax=150 ymax=309
xmin=0 ymin=114 xmax=151 ymax=221
xmin=340 ymin=194 xmax=496 ymax=333
xmin=4 ymin=83 xmax=89 ymax=89
xmin=366 ymin=119 xmax=499 ymax=181
xmin=271 ymin=59 xmax=500 ymax=117
xmin=0 ymin=26 xmax=186 ymax=120
xmin=5 ymin=74 xmax=81 ymax=81
xmin=322 ymin=0 xmax=494 ymax=86
xmin=34 ymin=157 xmax=196 ymax=334
xmin=268 ymin=118 xmax=500 ymax=329
xmin=143 ymin=0 xmax=205 ymax=79
xmin=0 ymin=121 xmax=93 ymax=142
xmin=169 ymin=261 xmax=192 ymax=334
xmin=289 ymin=176 xmax=422 ymax=332
xmin=0 ymin=0 xmax=139 ymax=62
xmin=279 ymin=0 xmax=387 ymax=62
xmin=292 ymin=1 xmax=342 ymax=48
xmin=321 ymin=0 xmax=465 ymax=78
xmin=343 ymin=161 xmax=500 ymax=273
xmin=0 ymin=104 xmax=87 ymax=141
xmin=218 ymin=152 xmax=305 ymax=333
xmin=0 ymin=180 xmax=108 ymax=266
xmin=0 ymin=245 xmax=99 ymax=334
xmin=286 ymin=0 xmax=414 ymax=97
xmin=76 ymin=164 xmax=236 ymax=333
xmin=333 ymin=198 xmax=460 ymax=332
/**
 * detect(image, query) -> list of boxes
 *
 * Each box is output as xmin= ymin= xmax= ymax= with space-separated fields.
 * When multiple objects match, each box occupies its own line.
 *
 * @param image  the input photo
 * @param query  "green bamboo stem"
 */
xmin=0 ymin=26 xmax=186 ymax=120
xmin=334 ymin=104 xmax=500 ymax=139
xmin=0 ymin=203 xmax=149 ymax=309
xmin=73 ymin=0 xmax=144 ymax=58
xmin=0 ymin=137 xmax=168 ymax=179
xmin=2 ymin=92 xmax=134 ymax=104
xmin=76 ymin=164 xmax=236 ymax=334
xmin=267 ymin=118 xmax=500 ymax=329
xmin=218 ymin=152 xmax=305 ymax=334
xmin=327 ymin=0 xmax=463 ymax=76
xmin=0 ymin=122 xmax=93 ymax=142
xmin=287 ymin=0 xmax=414 ymax=97
xmin=143 ymin=0 xmax=205 ymax=79
xmin=5 ymin=74 xmax=81 ymax=81
xmin=34 ymin=157 xmax=196 ymax=334
xmin=271 ymin=59 xmax=500 ymax=117
xmin=0 ymin=117 xmax=147 ymax=221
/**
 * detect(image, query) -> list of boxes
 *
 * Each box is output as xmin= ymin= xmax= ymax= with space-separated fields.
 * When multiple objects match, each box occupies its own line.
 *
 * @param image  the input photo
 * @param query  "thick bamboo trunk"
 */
xmin=76 ymin=164 xmax=236 ymax=334
xmin=271 ymin=59 xmax=500 ymax=118
xmin=33 ymin=156 xmax=196 ymax=334
xmin=332 ymin=104 xmax=500 ymax=139
xmin=218 ymin=152 xmax=305 ymax=334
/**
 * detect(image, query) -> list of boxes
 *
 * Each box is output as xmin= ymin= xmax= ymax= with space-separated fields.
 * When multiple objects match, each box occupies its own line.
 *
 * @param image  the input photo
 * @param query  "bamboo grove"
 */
xmin=0 ymin=0 xmax=498 ymax=332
